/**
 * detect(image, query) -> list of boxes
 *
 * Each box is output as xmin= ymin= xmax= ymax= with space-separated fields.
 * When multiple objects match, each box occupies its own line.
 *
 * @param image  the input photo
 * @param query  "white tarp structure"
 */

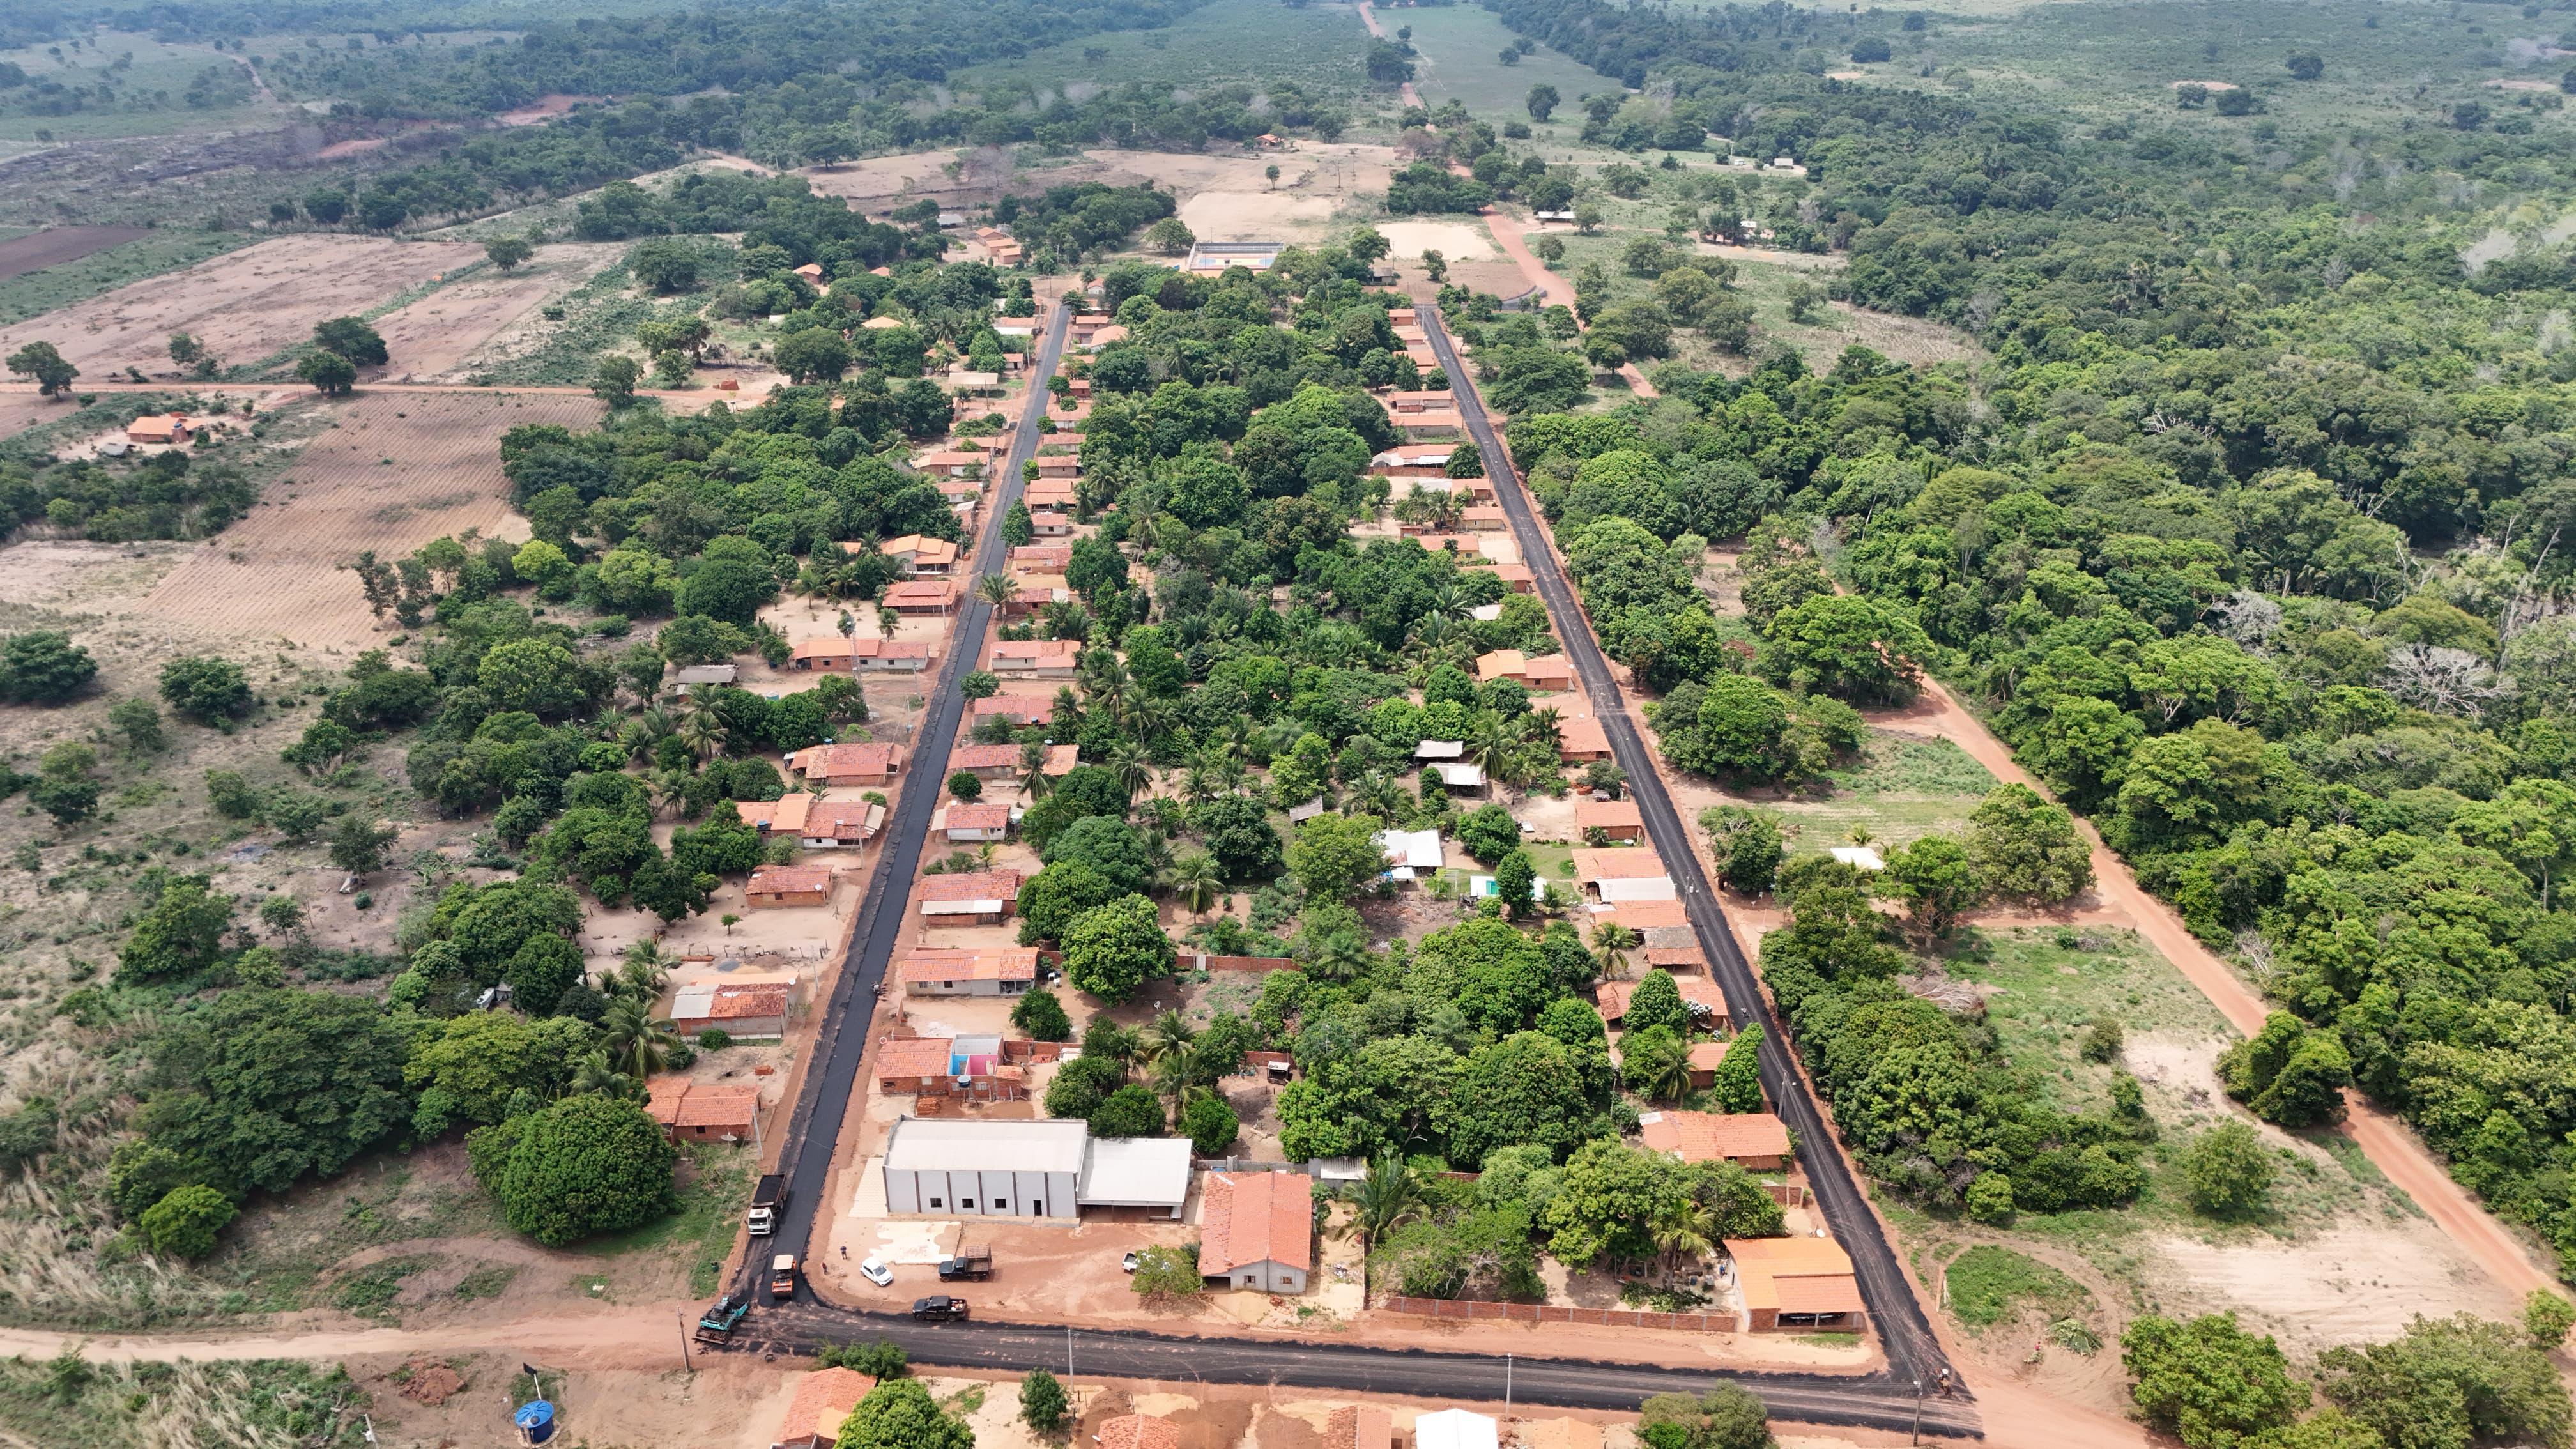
xmin=1416 ymin=1410 xmax=1499 ymax=1449
xmin=1429 ymin=762 xmax=1487 ymax=789
xmin=1413 ymin=740 xmax=1465 ymax=760
xmin=1830 ymin=846 xmax=1886 ymax=871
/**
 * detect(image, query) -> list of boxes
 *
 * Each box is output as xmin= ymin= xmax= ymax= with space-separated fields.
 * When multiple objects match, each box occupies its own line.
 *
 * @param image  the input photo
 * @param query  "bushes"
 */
xmin=2218 ymin=1013 xmax=2352 ymax=1128
xmin=158 ymin=655 xmax=250 ymax=724
xmin=138 ymin=1183 xmax=237 ymax=1260
xmin=0 ymin=631 xmax=96 ymax=703
xmin=468 ymin=1094 xmax=677 ymax=1246
xmin=2182 ymin=1123 xmax=2275 ymax=1218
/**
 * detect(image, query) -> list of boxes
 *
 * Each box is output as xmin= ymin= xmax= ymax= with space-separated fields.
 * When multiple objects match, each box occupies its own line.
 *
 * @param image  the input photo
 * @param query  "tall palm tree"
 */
xmin=1639 ymin=1036 xmax=1696 ymax=1106
xmin=601 ymin=997 xmax=681 ymax=1082
xmin=1524 ymin=705 xmax=1565 ymax=752
xmin=1650 ymin=1195 xmax=1717 ymax=1282
xmin=1109 ymin=739 xmax=1153 ymax=802
xmin=1151 ymin=1040 xmax=1205 ymax=1131
xmin=1181 ymin=758 xmax=1219 ymax=808
xmin=976 ymin=572 xmax=1014 ymax=610
xmin=569 ymin=1048 xmax=640 ymax=1101
xmin=1462 ymin=715 xmax=1512 ymax=781
xmin=1354 ymin=1150 xmax=1423 ymax=1303
xmin=1137 ymin=1009 xmax=1197 ymax=1068
xmin=876 ymin=604 xmax=898 ymax=640
xmin=619 ymin=717 xmax=661 ymax=766
xmin=1593 ymin=921 xmax=1638 ymax=979
xmin=677 ymin=710 xmax=729 ymax=763
xmin=1126 ymin=691 xmax=1174 ymax=746
xmin=1018 ymin=740 xmax=1055 ymax=801
xmin=1307 ymin=931 xmax=1370 ymax=983
xmin=1172 ymin=853 xmax=1225 ymax=918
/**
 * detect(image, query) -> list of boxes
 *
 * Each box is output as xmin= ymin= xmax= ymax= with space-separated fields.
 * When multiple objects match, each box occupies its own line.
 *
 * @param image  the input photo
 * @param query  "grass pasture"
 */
xmin=1394 ymin=4 xmax=1613 ymax=119
xmin=951 ymin=0 xmax=1383 ymax=112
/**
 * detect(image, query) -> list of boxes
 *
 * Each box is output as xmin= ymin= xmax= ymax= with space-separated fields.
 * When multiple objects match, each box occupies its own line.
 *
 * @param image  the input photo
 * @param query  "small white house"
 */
xmin=1377 ymin=828 xmax=1443 ymax=882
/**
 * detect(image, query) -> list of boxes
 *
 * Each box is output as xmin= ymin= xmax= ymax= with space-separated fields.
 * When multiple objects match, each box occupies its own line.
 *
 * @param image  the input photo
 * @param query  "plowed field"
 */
xmin=142 ymin=390 xmax=599 ymax=652
xmin=0 ymin=234 xmax=480 ymax=379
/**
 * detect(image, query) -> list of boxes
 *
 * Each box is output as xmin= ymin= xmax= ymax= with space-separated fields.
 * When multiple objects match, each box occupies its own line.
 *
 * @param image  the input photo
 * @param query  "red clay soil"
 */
xmin=1892 ymin=679 xmax=2561 ymax=1305
xmin=0 ymin=224 xmax=151 ymax=282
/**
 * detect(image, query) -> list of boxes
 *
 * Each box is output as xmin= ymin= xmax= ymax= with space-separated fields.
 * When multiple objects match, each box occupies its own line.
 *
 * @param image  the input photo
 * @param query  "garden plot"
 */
xmin=0 ymin=234 xmax=480 ymax=380
xmin=141 ymin=390 xmax=597 ymax=653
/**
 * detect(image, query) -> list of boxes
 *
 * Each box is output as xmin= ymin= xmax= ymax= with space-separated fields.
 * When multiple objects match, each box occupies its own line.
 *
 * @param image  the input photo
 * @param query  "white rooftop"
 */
xmin=1429 ymin=762 xmax=1487 ymax=788
xmin=1414 ymin=739 xmax=1466 ymax=760
xmin=1077 ymin=1135 xmax=1193 ymax=1208
xmin=1597 ymin=876 xmax=1678 ymax=902
xmin=1416 ymin=1410 xmax=1499 ymax=1449
xmin=885 ymin=1116 xmax=1087 ymax=1175
xmin=1830 ymin=846 xmax=1887 ymax=871
xmin=1378 ymin=828 xmax=1443 ymax=872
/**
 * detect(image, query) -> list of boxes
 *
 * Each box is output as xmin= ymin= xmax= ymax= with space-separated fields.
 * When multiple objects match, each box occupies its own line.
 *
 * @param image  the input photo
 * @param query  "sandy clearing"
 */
xmin=1376 ymin=219 xmax=1499 ymax=259
xmin=2149 ymin=1222 xmax=2518 ymax=1354
xmin=801 ymin=145 xmax=1400 ymax=240
xmin=141 ymin=390 xmax=595 ymax=652
xmin=496 ymin=93 xmax=605 ymax=125
xmin=372 ymin=244 xmax=624 ymax=380
xmin=0 ymin=234 xmax=482 ymax=379
xmin=1179 ymin=189 xmax=1340 ymax=236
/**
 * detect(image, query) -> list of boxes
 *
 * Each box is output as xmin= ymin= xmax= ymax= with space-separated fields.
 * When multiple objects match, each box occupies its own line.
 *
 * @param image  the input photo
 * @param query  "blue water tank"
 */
xmin=513 ymin=1400 xmax=557 ymax=1444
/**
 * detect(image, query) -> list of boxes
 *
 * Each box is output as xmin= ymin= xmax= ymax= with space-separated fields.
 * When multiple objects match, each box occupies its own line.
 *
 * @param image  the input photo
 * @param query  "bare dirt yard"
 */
xmin=0 ymin=224 xmax=153 ymax=282
xmin=141 ymin=388 xmax=598 ymax=654
xmin=369 ymin=243 xmax=624 ymax=380
xmin=0 ymin=234 xmax=482 ymax=378
xmin=799 ymin=144 xmax=1400 ymax=244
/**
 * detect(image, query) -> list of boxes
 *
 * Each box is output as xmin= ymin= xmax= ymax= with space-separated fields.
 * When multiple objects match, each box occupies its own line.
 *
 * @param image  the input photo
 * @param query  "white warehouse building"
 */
xmin=882 ymin=1117 xmax=1084 ymax=1220
xmin=879 ymin=1117 xmax=1194 ymax=1221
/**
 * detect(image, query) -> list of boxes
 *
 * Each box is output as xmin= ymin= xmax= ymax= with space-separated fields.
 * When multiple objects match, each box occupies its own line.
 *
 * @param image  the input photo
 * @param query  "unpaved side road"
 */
xmin=1891 ymin=680 xmax=2562 ymax=1305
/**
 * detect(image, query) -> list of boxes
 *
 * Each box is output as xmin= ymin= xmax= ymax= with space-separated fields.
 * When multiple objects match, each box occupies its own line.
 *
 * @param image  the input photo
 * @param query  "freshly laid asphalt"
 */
xmin=718 ymin=298 xmax=1979 ymax=1439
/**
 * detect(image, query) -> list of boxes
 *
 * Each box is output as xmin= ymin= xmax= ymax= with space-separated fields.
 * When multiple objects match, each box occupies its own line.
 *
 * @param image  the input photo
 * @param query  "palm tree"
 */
xmin=619 ymin=717 xmax=661 ymax=766
xmin=877 ymin=604 xmax=899 ymax=640
xmin=1354 ymin=1150 xmax=1423 ymax=1303
xmin=1307 ymin=931 xmax=1370 ymax=983
xmin=976 ymin=572 xmax=1014 ymax=610
xmin=1462 ymin=715 xmax=1512 ymax=781
xmin=615 ymin=941 xmax=670 ymax=1000
xmin=1137 ymin=1009 xmax=1198 ymax=1070
xmin=1593 ymin=921 xmax=1638 ymax=979
xmin=1126 ymin=691 xmax=1174 ymax=746
xmin=1172 ymin=853 xmax=1225 ymax=918
xmin=1639 ymin=1037 xmax=1696 ymax=1106
xmin=1109 ymin=739 xmax=1153 ymax=801
xmin=601 ymin=997 xmax=681 ymax=1082
xmin=1018 ymin=740 xmax=1055 ymax=801
xmin=1524 ymin=706 xmax=1565 ymax=753
xmin=569 ymin=1049 xmax=640 ymax=1101
xmin=977 ymin=841 xmax=999 ymax=871
xmin=1181 ymin=758 xmax=1219 ymax=808
xmin=677 ymin=710 xmax=728 ymax=763
xmin=1151 ymin=1040 xmax=1205 ymax=1131
xmin=1649 ymin=1195 xmax=1717 ymax=1283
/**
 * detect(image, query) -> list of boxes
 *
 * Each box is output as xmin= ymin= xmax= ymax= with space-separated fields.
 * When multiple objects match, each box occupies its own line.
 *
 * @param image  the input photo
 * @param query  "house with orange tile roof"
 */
xmin=1024 ymin=478 xmax=1077 ymax=510
xmin=940 ymin=802 xmax=1012 ymax=843
xmin=1725 ymin=1236 xmax=1864 ymax=1331
xmin=1381 ymin=388 xmax=1453 ymax=412
xmin=786 ymin=742 xmax=903 ymax=786
xmin=644 ymin=1076 xmax=691 ymax=1134
xmin=883 ymin=579 xmax=959 ymax=615
xmin=1687 ymin=1039 xmax=1730 ymax=1090
xmin=1602 ymin=897 xmax=1695 ymax=936
xmin=1644 ymin=946 xmax=1708 ymax=972
xmin=1199 ymin=1170 xmax=1312 ymax=1292
xmin=880 ymin=535 xmax=959 ymax=576
xmin=673 ymin=1083 xmax=761 ymax=1140
xmin=1575 ymin=798 xmax=1644 ymax=841
xmin=671 ymin=979 xmax=795 ymax=1038
xmin=126 ymin=414 xmax=191 ymax=445
xmin=1041 ymin=742 xmax=1080 ymax=776
xmin=746 ymin=865 xmax=835 ymax=908
xmin=875 ymin=1035 xmax=958 ymax=1095
xmin=1009 ymin=543 xmax=1072 ymax=572
xmin=1596 ymin=973 xmax=1729 ymax=1029
xmin=788 ymin=636 xmax=936 ymax=673
xmin=949 ymin=742 xmax=1023 ymax=777
xmin=790 ymin=799 xmax=885 ymax=849
xmin=1323 ymin=1406 xmax=1395 ymax=1449
xmin=772 ymin=1366 xmax=877 ymax=1449
xmin=1639 ymin=1109 xmax=1790 ymax=1170
xmin=972 ymin=694 xmax=1054 ymax=727
xmin=899 ymin=946 xmax=1040 ymax=995
xmin=1098 ymin=1414 xmax=1181 ymax=1449
xmin=917 ymin=870 xmax=1024 ymax=924
xmin=1556 ymin=714 xmax=1613 ymax=762
xmin=1476 ymin=649 xmax=1574 ymax=693
xmin=1493 ymin=562 xmax=1537 ymax=593
xmin=991 ymin=638 xmax=1080 ymax=678
xmin=1397 ymin=410 xmax=1465 ymax=440
xmin=911 ymin=449 xmax=985 ymax=476
xmin=1032 ymin=453 xmax=1080 ymax=478
xmin=1569 ymin=847 xmax=1667 ymax=882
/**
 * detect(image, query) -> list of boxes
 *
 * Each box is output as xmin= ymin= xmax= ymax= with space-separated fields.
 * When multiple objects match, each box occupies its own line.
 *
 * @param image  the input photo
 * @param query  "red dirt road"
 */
xmin=1353 ymin=1 xmax=1427 ymax=109
xmin=1894 ymin=679 xmax=2561 ymax=1305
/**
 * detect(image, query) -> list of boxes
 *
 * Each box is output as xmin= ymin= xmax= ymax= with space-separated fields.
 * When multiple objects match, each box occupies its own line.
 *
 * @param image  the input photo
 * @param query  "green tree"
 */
xmin=1704 ymin=806 xmax=1785 ymax=895
xmin=1621 ymin=1024 xmax=1694 ymax=1104
xmin=485 ymin=234 xmax=535 ymax=270
xmin=1286 ymin=813 xmax=1390 ymax=901
xmin=1965 ymin=1172 xmax=2015 ymax=1225
xmin=119 ymin=875 xmax=234 ymax=981
xmin=627 ymin=240 xmax=700 ymax=294
xmin=1760 ymin=595 xmax=1932 ymax=703
xmin=326 ymin=814 xmax=397 ymax=878
xmin=1062 ymin=893 xmax=1174 ymax=1003
xmin=30 ymin=743 xmax=98 ymax=827
xmin=1088 ymin=1082 xmax=1165 ymax=1137
xmin=1457 ymin=802 xmax=1524 ymax=864
xmin=1625 ymin=969 xmax=1691 ymax=1037
xmin=106 ymin=696 xmax=163 ymax=753
xmin=2219 ymin=1013 xmax=2352 ymax=1127
xmin=469 ymin=1093 xmax=677 ymax=1246
xmin=2182 ymin=1121 xmax=2276 ymax=1218
xmin=0 ymin=631 xmax=98 ymax=703
xmin=948 ymin=769 xmax=983 ymax=802
xmin=592 ymin=354 xmax=642 ymax=406
xmin=5 ymin=339 xmax=77 ymax=395
xmin=1638 ymin=1383 xmax=1774 ymax=1449
xmin=136 ymin=986 xmax=411 ymax=1195
xmin=138 ymin=1183 xmax=238 ymax=1260
xmin=1882 ymin=834 xmax=1983 ymax=936
xmin=2524 ymin=1291 xmax=2576 ymax=1351
xmin=1019 ymin=1369 xmax=1070 ymax=1433
xmin=1963 ymin=784 xmax=2094 ymax=905
xmin=312 ymin=316 xmax=388 ymax=365
xmin=296 ymin=349 xmax=357 ymax=395
xmin=2120 ymin=1313 xmax=2308 ymax=1449
xmin=1011 ymin=986 xmax=1072 ymax=1041
xmin=836 ymin=1378 xmax=974 ymax=1449
xmin=2317 ymin=1314 xmax=2569 ymax=1449
xmin=775 ymin=328 xmax=852 ymax=383
xmin=1182 ymin=1092 xmax=1239 ymax=1154
xmin=1527 ymin=83 xmax=1560 ymax=121
xmin=405 ymin=1012 xmax=594 ymax=1137
xmin=1710 ymin=1025 xmax=1765 ymax=1112
xmin=158 ymin=655 xmax=250 ymax=723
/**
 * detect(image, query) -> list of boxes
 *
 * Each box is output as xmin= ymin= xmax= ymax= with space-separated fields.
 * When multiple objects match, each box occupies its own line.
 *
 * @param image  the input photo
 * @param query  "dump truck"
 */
xmin=694 ymin=1294 xmax=749 ymax=1345
xmin=746 ymin=1174 xmax=788 ymax=1236
xmin=911 ymin=1295 xmax=970 ymax=1322
xmin=937 ymin=1245 xmax=993 ymax=1282
xmin=768 ymin=1254 xmax=799 ymax=1301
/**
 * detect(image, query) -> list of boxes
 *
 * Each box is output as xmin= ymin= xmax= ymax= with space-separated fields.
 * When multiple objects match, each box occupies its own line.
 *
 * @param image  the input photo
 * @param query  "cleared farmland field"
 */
xmin=0 ymin=234 xmax=481 ymax=381
xmin=143 ymin=390 xmax=601 ymax=653
xmin=371 ymin=243 xmax=626 ymax=380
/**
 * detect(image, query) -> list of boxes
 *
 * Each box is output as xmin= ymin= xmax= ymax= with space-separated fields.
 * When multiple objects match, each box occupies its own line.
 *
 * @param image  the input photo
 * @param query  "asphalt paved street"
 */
xmin=1416 ymin=307 xmax=1966 ymax=1401
xmin=749 ymin=301 xmax=1071 ymax=1289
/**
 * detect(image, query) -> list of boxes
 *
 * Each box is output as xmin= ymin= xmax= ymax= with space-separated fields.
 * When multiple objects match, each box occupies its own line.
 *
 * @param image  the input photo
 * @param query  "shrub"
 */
xmin=2182 ymin=1123 xmax=2275 ymax=1218
xmin=138 ymin=1183 xmax=237 ymax=1259
xmin=1182 ymin=1093 xmax=1240 ymax=1156
xmin=697 ymin=1028 xmax=733 ymax=1049
xmin=948 ymin=770 xmax=983 ymax=802
xmin=1965 ymin=1172 xmax=2015 ymax=1225
xmin=159 ymin=655 xmax=251 ymax=723
xmin=1009 ymin=986 xmax=1071 ymax=1042
xmin=0 ymin=631 xmax=98 ymax=703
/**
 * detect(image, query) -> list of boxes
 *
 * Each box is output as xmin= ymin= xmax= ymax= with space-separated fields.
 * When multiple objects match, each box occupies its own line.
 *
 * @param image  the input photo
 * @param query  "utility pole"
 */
xmin=1911 ymin=1376 xmax=1925 ymax=1445
xmin=1505 ymin=1353 xmax=1512 ymax=1409
xmin=1066 ymin=1324 xmax=1074 ymax=1379
xmin=680 ymin=1314 xmax=694 ymax=1372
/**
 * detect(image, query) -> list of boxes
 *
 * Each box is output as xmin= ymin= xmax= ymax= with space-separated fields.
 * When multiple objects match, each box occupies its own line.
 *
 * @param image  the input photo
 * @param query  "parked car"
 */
xmin=912 ymin=1295 xmax=970 ymax=1322
xmin=859 ymin=1257 xmax=893 ymax=1288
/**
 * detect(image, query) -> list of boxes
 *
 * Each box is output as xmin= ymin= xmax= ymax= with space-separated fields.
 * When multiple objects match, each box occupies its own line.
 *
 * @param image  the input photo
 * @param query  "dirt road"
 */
xmin=1892 ymin=680 xmax=2561 ymax=1303
xmin=1473 ymin=208 xmax=1659 ymax=397
xmin=1353 ymin=1 xmax=1428 ymax=109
